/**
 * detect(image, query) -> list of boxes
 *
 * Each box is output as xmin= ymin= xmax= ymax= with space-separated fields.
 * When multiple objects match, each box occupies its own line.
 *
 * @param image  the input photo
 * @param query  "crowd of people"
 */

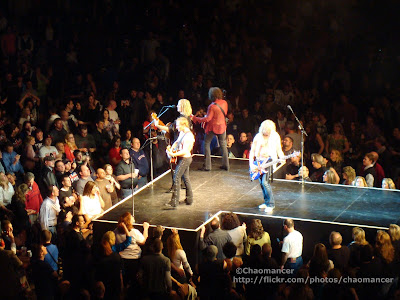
xmin=0 ymin=0 xmax=400 ymax=299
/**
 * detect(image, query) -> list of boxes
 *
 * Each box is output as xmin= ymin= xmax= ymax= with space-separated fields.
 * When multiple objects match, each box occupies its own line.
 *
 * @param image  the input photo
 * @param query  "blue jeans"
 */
xmin=284 ymin=256 xmax=303 ymax=276
xmin=121 ymin=188 xmax=134 ymax=199
xmin=136 ymin=176 xmax=148 ymax=190
xmin=171 ymin=157 xmax=193 ymax=206
xmin=204 ymin=131 xmax=229 ymax=170
xmin=259 ymin=172 xmax=274 ymax=207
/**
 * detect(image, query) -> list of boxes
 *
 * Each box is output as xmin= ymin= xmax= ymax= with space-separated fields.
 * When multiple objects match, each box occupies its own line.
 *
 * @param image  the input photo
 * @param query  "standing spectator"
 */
xmin=199 ymin=218 xmax=232 ymax=260
xmin=74 ymin=125 xmax=96 ymax=156
xmin=72 ymin=164 xmax=94 ymax=195
xmin=138 ymin=239 xmax=172 ymax=299
xmin=115 ymin=148 xmax=139 ymax=199
xmin=310 ymin=153 xmax=328 ymax=183
xmin=49 ymin=118 xmax=68 ymax=145
xmin=362 ymin=152 xmax=377 ymax=187
xmin=348 ymin=227 xmax=370 ymax=268
xmin=24 ymin=172 xmax=43 ymax=224
xmin=41 ymin=156 xmax=58 ymax=198
xmin=325 ymin=122 xmax=350 ymax=155
xmin=104 ymin=164 xmax=120 ymax=205
xmin=2 ymin=142 xmax=24 ymax=177
xmin=129 ymin=138 xmax=149 ymax=189
xmin=221 ymin=212 xmax=247 ymax=256
xmin=95 ymin=168 xmax=113 ymax=210
xmin=41 ymin=229 xmax=59 ymax=272
xmin=39 ymin=185 xmax=60 ymax=237
xmin=108 ymin=137 xmax=122 ymax=168
xmin=114 ymin=212 xmax=149 ymax=289
xmin=327 ymin=231 xmax=350 ymax=273
xmin=80 ymin=181 xmax=104 ymax=222
xmin=9 ymin=184 xmax=30 ymax=241
xmin=38 ymin=135 xmax=58 ymax=160
xmin=31 ymin=244 xmax=58 ymax=300
xmin=281 ymin=218 xmax=303 ymax=275
xmin=167 ymin=229 xmax=194 ymax=283
xmin=245 ymin=218 xmax=270 ymax=256
xmin=63 ymin=133 xmax=78 ymax=162
xmin=0 ymin=172 xmax=14 ymax=207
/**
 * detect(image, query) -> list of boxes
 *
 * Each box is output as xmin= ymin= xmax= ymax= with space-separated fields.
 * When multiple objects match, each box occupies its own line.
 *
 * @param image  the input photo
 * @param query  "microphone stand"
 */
xmin=130 ymin=156 xmax=135 ymax=214
xmin=288 ymin=106 xmax=308 ymax=185
xmin=143 ymin=106 xmax=175 ymax=186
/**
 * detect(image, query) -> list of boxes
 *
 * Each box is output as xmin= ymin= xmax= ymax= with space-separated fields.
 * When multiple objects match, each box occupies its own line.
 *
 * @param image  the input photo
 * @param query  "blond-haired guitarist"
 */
xmin=164 ymin=117 xmax=195 ymax=208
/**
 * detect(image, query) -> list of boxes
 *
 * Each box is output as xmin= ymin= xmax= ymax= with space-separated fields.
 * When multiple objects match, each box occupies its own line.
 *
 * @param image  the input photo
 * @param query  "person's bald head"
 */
xmin=132 ymin=138 xmax=140 ymax=151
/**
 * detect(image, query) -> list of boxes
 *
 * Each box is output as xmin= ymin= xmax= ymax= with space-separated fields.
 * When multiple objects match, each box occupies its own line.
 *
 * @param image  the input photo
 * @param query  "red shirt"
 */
xmin=192 ymin=99 xmax=228 ymax=134
xmin=25 ymin=181 xmax=43 ymax=213
xmin=109 ymin=147 xmax=122 ymax=167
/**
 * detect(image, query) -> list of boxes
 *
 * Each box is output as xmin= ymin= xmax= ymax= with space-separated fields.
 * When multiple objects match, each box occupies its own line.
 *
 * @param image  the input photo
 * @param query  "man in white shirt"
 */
xmin=39 ymin=185 xmax=61 ymax=238
xmin=280 ymin=218 xmax=303 ymax=275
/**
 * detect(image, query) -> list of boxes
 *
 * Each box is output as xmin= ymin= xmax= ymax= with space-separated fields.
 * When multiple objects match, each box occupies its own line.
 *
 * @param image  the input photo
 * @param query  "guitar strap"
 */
xmin=213 ymin=102 xmax=228 ymax=124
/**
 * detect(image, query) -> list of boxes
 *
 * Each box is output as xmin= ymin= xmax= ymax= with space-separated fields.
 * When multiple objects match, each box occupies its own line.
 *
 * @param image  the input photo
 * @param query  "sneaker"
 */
xmin=258 ymin=204 xmax=267 ymax=209
xmin=165 ymin=202 xmax=177 ymax=209
xmin=264 ymin=207 xmax=274 ymax=213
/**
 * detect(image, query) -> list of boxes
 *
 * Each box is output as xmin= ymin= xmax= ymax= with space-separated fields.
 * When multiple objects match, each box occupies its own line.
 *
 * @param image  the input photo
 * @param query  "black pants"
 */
xmin=171 ymin=157 xmax=193 ymax=206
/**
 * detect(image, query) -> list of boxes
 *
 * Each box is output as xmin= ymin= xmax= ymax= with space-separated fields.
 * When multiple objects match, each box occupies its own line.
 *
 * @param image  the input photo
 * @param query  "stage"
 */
xmin=95 ymin=155 xmax=400 ymax=230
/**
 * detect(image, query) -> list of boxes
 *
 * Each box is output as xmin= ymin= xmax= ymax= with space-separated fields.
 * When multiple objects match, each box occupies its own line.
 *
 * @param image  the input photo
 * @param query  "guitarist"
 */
xmin=191 ymin=87 xmax=229 ymax=171
xmin=154 ymin=99 xmax=193 ymax=191
xmin=249 ymin=120 xmax=285 ymax=213
xmin=165 ymin=117 xmax=195 ymax=208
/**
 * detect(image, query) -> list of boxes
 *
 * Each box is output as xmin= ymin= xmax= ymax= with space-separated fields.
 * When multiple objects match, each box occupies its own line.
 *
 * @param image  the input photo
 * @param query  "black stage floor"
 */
xmin=95 ymin=155 xmax=400 ymax=230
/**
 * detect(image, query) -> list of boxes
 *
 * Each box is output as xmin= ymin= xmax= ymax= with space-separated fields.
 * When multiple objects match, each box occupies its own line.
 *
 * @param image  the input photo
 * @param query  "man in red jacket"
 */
xmin=191 ymin=87 xmax=229 ymax=171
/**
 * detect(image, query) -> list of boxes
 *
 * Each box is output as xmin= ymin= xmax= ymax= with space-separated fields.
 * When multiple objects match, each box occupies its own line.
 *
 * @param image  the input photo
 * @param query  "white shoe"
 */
xmin=264 ymin=207 xmax=274 ymax=213
xmin=258 ymin=204 xmax=267 ymax=209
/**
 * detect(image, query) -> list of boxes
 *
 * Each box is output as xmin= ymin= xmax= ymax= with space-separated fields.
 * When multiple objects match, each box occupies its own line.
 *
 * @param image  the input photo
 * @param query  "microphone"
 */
xmin=287 ymin=105 xmax=294 ymax=113
xmin=164 ymin=105 xmax=176 ymax=108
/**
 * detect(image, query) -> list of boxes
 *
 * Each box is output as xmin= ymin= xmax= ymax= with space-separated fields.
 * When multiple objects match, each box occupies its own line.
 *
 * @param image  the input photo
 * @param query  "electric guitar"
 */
xmin=166 ymin=145 xmax=178 ymax=164
xmin=249 ymin=151 xmax=300 ymax=181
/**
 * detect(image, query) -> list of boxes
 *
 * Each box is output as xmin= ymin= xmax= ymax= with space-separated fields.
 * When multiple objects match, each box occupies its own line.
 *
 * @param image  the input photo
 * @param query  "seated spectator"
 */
xmin=382 ymin=178 xmax=396 ymax=189
xmin=285 ymin=152 xmax=302 ymax=180
xmin=353 ymin=176 xmax=368 ymax=187
xmin=2 ymin=142 xmax=25 ymax=177
xmin=41 ymin=229 xmax=59 ymax=272
xmin=1 ymin=220 xmax=16 ymax=251
xmin=24 ymin=172 xmax=42 ymax=224
xmin=327 ymin=231 xmax=350 ymax=273
xmin=348 ymin=227 xmax=370 ymax=268
xmin=322 ymin=168 xmax=340 ymax=184
xmin=199 ymin=218 xmax=232 ymax=260
xmin=298 ymin=166 xmax=312 ymax=182
xmin=245 ymin=219 xmax=271 ymax=256
xmin=369 ymin=151 xmax=385 ymax=185
xmin=114 ymin=212 xmax=149 ymax=289
xmin=54 ymin=142 xmax=66 ymax=160
xmin=342 ymin=166 xmax=356 ymax=185
xmin=49 ymin=118 xmax=68 ymax=145
xmin=31 ymin=244 xmax=58 ymax=300
xmin=100 ymin=108 xmax=118 ymax=140
xmin=38 ymin=135 xmax=58 ymax=161
xmin=167 ymin=228 xmax=194 ymax=283
xmin=225 ymin=134 xmax=240 ymax=158
xmin=237 ymin=132 xmax=249 ymax=158
xmin=221 ymin=212 xmax=247 ymax=256
xmin=310 ymin=153 xmax=328 ymax=182
xmin=282 ymin=135 xmax=295 ymax=155
xmin=327 ymin=149 xmax=343 ymax=180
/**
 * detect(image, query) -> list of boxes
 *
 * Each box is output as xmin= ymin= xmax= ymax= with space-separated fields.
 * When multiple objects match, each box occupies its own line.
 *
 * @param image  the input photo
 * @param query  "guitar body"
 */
xmin=249 ymin=151 xmax=301 ymax=181
xmin=166 ymin=145 xmax=178 ymax=165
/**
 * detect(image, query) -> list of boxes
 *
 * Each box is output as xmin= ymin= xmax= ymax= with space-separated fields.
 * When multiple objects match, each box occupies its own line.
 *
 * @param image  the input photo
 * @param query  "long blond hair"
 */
xmin=101 ymin=231 xmax=115 ymax=256
xmin=167 ymin=232 xmax=183 ymax=260
xmin=352 ymin=227 xmax=368 ymax=245
xmin=178 ymin=99 xmax=192 ymax=117
xmin=375 ymin=230 xmax=394 ymax=263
